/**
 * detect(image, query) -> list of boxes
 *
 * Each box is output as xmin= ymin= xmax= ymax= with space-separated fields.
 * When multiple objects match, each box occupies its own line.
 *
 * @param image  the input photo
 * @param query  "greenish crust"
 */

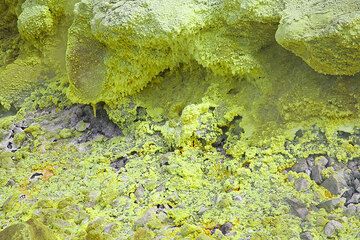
xmin=0 ymin=0 xmax=21 ymax=67
xmin=0 ymin=219 xmax=58 ymax=240
xmin=67 ymin=0 xmax=284 ymax=103
xmin=2 ymin=48 xmax=360 ymax=239
xmin=1 ymin=0 xmax=360 ymax=239
xmin=276 ymin=0 xmax=360 ymax=75
xmin=18 ymin=5 xmax=55 ymax=43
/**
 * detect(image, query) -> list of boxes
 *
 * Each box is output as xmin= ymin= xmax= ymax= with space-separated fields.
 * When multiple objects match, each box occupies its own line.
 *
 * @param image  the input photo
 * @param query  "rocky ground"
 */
xmin=1 ymin=0 xmax=360 ymax=239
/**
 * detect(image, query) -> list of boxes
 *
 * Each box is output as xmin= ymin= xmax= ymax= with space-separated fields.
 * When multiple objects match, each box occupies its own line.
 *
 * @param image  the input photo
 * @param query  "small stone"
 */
xmin=322 ymin=172 xmax=349 ymax=195
xmin=353 ymin=170 xmax=360 ymax=180
xmin=324 ymin=220 xmax=343 ymax=237
xmin=344 ymin=204 xmax=357 ymax=216
xmin=347 ymin=160 xmax=358 ymax=170
xmin=342 ymin=188 xmax=355 ymax=203
xmin=198 ymin=206 xmax=208 ymax=215
xmin=5 ymin=179 xmax=15 ymax=187
xmin=75 ymin=121 xmax=90 ymax=132
xmin=104 ymin=223 xmax=116 ymax=234
xmin=220 ymin=222 xmax=233 ymax=235
xmin=348 ymin=193 xmax=360 ymax=204
xmin=134 ymin=208 xmax=156 ymax=228
xmin=286 ymin=199 xmax=308 ymax=219
xmin=110 ymin=156 xmax=129 ymax=171
xmin=310 ymin=166 xmax=323 ymax=184
xmin=333 ymin=162 xmax=346 ymax=171
xmin=292 ymin=159 xmax=309 ymax=173
xmin=134 ymin=185 xmax=145 ymax=201
xmin=306 ymin=156 xmax=315 ymax=167
xmin=295 ymin=178 xmax=310 ymax=192
xmin=354 ymin=179 xmax=360 ymax=193
xmin=316 ymin=156 xmax=328 ymax=168
xmin=86 ymin=190 xmax=101 ymax=207
xmin=295 ymin=207 xmax=309 ymax=219
xmin=300 ymin=231 xmax=313 ymax=240
xmin=233 ymin=195 xmax=243 ymax=202
xmin=317 ymin=198 xmax=343 ymax=212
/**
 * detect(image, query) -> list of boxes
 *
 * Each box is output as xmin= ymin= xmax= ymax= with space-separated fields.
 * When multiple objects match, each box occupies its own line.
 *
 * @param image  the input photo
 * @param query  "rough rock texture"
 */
xmin=276 ymin=0 xmax=360 ymax=75
xmin=0 ymin=219 xmax=58 ymax=240
xmin=1 ymin=0 xmax=360 ymax=239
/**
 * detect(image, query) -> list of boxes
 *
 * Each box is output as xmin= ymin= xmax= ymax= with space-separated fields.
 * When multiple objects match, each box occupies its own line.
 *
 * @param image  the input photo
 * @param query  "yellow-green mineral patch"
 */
xmin=0 ymin=0 xmax=360 ymax=239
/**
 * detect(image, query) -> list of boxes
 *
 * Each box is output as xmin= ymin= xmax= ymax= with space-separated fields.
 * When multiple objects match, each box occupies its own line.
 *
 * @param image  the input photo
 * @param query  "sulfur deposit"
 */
xmin=0 ymin=0 xmax=359 ymax=239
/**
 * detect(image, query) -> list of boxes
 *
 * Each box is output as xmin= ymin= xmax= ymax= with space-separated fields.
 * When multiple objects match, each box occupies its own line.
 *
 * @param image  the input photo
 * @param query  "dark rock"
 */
xmin=306 ymin=156 xmax=315 ymax=167
xmin=286 ymin=199 xmax=308 ymax=219
xmin=354 ymin=179 xmax=360 ymax=193
xmin=5 ymin=179 xmax=15 ymax=187
xmin=347 ymin=160 xmax=359 ymax=171
xmin=220 ymin=222 xmax=233 ymax=235
xmin=342 ymin=188 xmax=355 ymax=202
xmin=292 ymin=159 xmax=309 ymax=173
xmin=300 ymin=231 xmax=313 ymax=240
xmin=310 ymin=166 xmax=323 ymax=184
xmin=347 ymin=193 xmax=360 ymax=204
xmin=322 ymin=172 xmax=349 ymax=195
xmin=30 ymin=172 xmax=43 ymax=179
xmin=110 ymin=156 xmax=129 ymax=171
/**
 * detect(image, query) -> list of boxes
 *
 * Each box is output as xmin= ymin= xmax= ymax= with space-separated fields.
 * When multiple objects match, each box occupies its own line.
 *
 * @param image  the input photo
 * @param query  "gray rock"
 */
xmin=354 ymin=179 xmax=360 ymax=193
xmin=316 ymin=156 xmax=328 ymax=168
xmin=5 ymin=179 xmax=16 ymax=187
xmin=317 ymin=198 xmax=343 ymax=212
xmin=344 ymin=204 xmax=357 ymax=216
xmin=233 ymin=195 xmax=243 ymax=202
xmin=306 ymin=156 xmax=315 ymax=167
xmin=286 ymin=199 xmax=308 ymax=219
xmin=220 ymin=222 xmax=233 ymax=235
xmin=134 ymin=208 xmax=156 ymax=227
xmin=134 ymin=185 xmax=145 ymax=201
xmin=347 ymin=160 xmax=359 ymax=171
xmin=295 ymin=178 xmax=310 ymax=192
xmin=198 ymin=206 xmax=208 ymax=215
xmin=292 ymin=159 xmax=309 ymax=173
xmin=333 ymin=162 xmax=347 ymax=171
xmin=324 ymin=220 xmax=343 ymax=237
xmin=353 ymin=170 xmax=360 ymax=180
xmin=311 ymin=166 xmax=323 ymax=184
xmin=342 ymin=188 xmax=355 ymax=203
xmin=348 ymin=193 xmax=360 ymax=204
xmin=110 ymin=156 xmax=129 ymax=171
xmin=322 ymin=172 xmax=349 ymax=195
xmin=300 ymin=231 xmax=313 ymax=240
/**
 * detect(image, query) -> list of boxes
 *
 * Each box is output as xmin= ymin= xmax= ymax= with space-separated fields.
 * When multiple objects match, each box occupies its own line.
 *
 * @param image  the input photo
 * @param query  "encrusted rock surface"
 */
xmin=0 ymin=0 xmax=360 ymax=239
